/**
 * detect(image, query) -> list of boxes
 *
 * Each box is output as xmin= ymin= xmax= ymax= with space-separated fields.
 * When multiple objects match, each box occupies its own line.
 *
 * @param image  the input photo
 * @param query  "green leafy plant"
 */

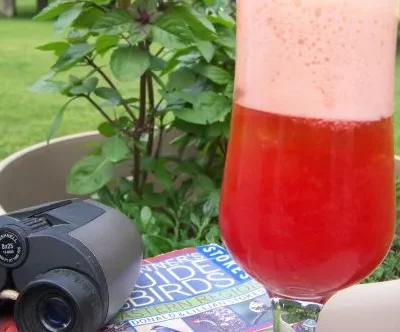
xmin=32 ymin=0 xmax=400 ymax=284
xmin=32 ymin=0 xmax=235 ymax=257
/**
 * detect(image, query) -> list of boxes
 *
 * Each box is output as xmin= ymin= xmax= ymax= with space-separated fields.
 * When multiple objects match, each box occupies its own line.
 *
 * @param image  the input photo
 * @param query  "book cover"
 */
xmin=102 ymin=244 xmax=274 ymax=332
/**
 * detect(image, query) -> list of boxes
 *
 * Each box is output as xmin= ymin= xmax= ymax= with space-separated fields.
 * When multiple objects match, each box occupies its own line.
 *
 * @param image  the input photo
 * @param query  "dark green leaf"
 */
xmin=95 ymin=35 xmax=120 ymax=55
xmin=161 ymin=46 xmax=197 ymax=75
xmin=36 ymin=42 xmax=70 ymax=56
xmin=102 ymin=135 xmax=129 ymax=162
xmin=153 ymin=10 xmax=193 ymax=43
xmin=194 ymin=91 xmax=230 ymax=119
xmin=47 ymin=97 xmax=78 ymax=143
xmin=98 ymin=122 xmax=116 ymax=137
xmin=190 ymin=213 xmax=201 ymax=228
xmin=29 ymin=79 xmax=68 ymax=94
xmin=67 ymin=156 xmax=114 ymax=195
xmin=116 ymin=116 xmax=131 ymax=129
xmin=191 ymin=8 xmax=216 ymax=33
xmin=173 ymin=91 xmax=230 ymax=124
xmin=162 ymin=111 xmax=175 ymax=126
xmin=164 ymin=91 xmax=196 ymax=105
xmin=94 ymin=87 xmax=122 ymax=106
xmin=125 ymin=97 xmax=139 ymax=104
xmin=55 ymin=6 xmax=83 ymax=34
xmin=140 ymin=206 xmax=152 ymax=223
xmin=142 ymin=156 xmax=157 ymax=171
xmin=155 ymin=7 xmax=216 ymax=42
xmin=110 ymin=46 xmax=150 ymax=82
xmin=91 ymin=0 xmax=110 ymax=4
xmin=128 ymin=22 xmax=151 ymax=44
xmin=167 ymin=67 xmax=196 ymax=90
xmin=135 ymin=0 xmax=158 ymax=14
xmin=203 ymin=0 xmax=216 ymax=5
xmin=34 ymin=0 xmax=74 ymax=21
xmin=96 ymin=186 xmax=116 ymax=208
xmin=154 ymin=167 xmax=173 ymax=191
xmin=206 ymin=225 xmax=221 ymax=244
xmin=143 ymin=234 xmax=172 ymax=256
xmin=68 ymin=75 xmax=81 ymax=85
xmin=142 ymin=192 xmax=168 ymax=208
xmin=203 ymin=190 xmax=220 ymax=217
xmin=52 ymin=43 xmax=93 ymax=71
xmin=67 ymin=29 xmax=89 ymax=44
xmin=82 ymin=76 xmax=98 ymax=90
xmin=69 ymin=76 xmax=98 ymax=95
xmin=73 ymin=7 xmax=104 ymax=29
xmin=169 ymin=132 xmax=189 ymax=146
xmin=224 ymin=80 xmax=233 ymax=97
xmin=194 ymin=64 xmax=231 ymax=85
xmin=205 ymin=120 xmax=230 ymax=138
xmin=151 ymin=25 xmax=186 ymax=49
xmin=193 ymin=174 xmax=215 ymax=193
xmin=92 ymin=9 xmax=132 ymax=35
xmin=181 ymin=238 xmax=198 ymax=248
xmin=196 ymin=40 xmax=215 ymax=62
xmin=120 ymin=202 xmax=140 ymax=223
xmin=208 ymin=12 xmax=235 ymax=29
xmin=150 ymin=55 xmax=166 ymax=71
xmin=215 ymin=25 xmax=236 ymax=49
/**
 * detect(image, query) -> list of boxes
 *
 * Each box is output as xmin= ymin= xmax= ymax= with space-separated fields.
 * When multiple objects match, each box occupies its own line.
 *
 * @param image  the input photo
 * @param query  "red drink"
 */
xmin=219 ymin=103 xmax=396 ymax=300
xmin=220 ymin=1 xmax=398 ymax=327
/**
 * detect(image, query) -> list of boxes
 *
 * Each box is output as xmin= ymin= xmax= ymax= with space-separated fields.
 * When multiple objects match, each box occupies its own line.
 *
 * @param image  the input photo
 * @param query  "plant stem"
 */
xmin=155 ymin=47 xmax=165 ymax=57
xmin=84 ymin=95 xmax=114 ymax=124
xmin=219 ymin=140 xmax=228 ymax=156
xmin=141 ymin=73 xmax=156 ymax=189
xmin=85 ymin=57 xmax=136 ymax=122
xmin=174 ymin=219 xmax=181 ymax=241
xmin=146 ymin=74 xmax=155 ymax=157
xmin=155 ymin=126 xmax=165 ymax=158
xmin=206 ymin=138 xmax=220 ymax=170
xmin=155 ymin=97 xmax=164 ymax=111
xmin=133 ymin=71 xmax=147 ymax=193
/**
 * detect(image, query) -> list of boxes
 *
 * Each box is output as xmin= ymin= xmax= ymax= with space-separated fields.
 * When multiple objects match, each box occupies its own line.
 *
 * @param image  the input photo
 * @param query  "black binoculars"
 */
xmin=0 ymin=199 xmax=143 ymax=332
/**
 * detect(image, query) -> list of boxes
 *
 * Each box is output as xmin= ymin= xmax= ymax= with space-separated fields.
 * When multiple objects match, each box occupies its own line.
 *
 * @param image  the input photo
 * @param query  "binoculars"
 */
xmin=0 ymin=199 xmax=143 ymax=332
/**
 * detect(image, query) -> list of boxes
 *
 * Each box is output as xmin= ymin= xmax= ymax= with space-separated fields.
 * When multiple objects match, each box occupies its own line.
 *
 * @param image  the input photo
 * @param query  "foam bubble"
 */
xmin=235 ymin=0 xmax=398 ymax=121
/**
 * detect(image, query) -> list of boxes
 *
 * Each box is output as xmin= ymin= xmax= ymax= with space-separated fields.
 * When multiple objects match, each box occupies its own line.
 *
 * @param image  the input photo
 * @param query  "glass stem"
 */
xmin=271 ymin=298 xmax=322 ymax=332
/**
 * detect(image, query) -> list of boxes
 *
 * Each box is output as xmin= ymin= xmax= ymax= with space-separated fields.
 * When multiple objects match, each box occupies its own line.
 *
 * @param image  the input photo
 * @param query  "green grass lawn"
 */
xmin=1 ymin=2 xmax=400 ymax=160
xmin=0 ymin=1 xmax=102 ymax=160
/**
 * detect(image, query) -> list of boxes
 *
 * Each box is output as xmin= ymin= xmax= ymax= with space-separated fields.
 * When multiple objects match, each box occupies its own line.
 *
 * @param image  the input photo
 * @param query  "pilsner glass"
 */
xmin=219 ymin=0 xmax=399 ymax=330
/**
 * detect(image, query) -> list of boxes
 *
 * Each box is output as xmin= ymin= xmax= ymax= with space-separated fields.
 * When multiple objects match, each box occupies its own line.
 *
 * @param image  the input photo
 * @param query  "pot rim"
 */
xmin=0 ymin=131 xmax=99 ymax=173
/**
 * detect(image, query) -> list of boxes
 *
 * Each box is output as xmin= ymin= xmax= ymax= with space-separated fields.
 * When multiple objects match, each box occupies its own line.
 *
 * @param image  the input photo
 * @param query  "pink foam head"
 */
xmin=234 ymin=0 xmax=398 ymax=121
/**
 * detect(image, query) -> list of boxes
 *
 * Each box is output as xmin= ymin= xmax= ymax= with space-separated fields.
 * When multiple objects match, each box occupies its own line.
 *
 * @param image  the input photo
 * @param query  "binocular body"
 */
xmin=0 ymin=199 xmax=143 ymax=331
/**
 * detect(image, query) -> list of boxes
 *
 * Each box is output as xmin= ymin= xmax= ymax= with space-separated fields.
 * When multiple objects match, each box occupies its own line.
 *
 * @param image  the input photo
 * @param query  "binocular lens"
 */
xmin=15 ymin=269 xmax=103 ymax=332
xmin=39 ymin=296 xmax=73 ymax=330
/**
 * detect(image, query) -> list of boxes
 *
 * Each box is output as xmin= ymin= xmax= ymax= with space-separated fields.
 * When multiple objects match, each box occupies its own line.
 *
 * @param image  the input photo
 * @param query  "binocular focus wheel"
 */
xmin=15 ymin=269 xmax=103 ymax=332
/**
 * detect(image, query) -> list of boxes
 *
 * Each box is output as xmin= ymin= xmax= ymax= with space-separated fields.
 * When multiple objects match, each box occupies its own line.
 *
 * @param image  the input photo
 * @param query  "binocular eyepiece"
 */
xmin=0 ymin=199 xmax=143 ymax=332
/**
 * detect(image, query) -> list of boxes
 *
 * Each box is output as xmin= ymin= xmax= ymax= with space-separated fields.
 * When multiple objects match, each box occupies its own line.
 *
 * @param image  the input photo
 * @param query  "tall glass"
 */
xmin=219 ymin=0 xmax=399 ymax=330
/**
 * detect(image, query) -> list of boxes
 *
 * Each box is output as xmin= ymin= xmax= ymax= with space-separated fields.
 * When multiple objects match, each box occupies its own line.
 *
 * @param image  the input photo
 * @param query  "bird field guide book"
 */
xmin=0 ymin=244 xmax=277 ymax=332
